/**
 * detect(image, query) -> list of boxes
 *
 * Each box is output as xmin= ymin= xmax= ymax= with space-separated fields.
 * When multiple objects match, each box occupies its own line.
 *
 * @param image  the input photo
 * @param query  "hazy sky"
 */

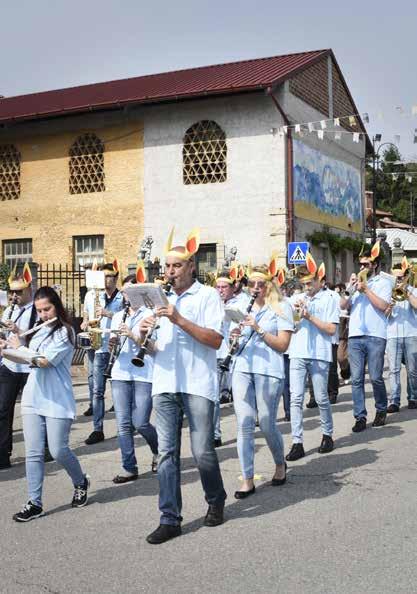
xmin=2 ymin=0 xmax=416 ymax=160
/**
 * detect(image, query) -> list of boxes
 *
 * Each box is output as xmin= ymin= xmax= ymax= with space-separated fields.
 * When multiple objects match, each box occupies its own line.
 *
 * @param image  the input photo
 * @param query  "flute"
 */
xmin=19 ymin=317 xmax=58 ymax=338
xmin=219 ymin=290 xmax=259 ymax=372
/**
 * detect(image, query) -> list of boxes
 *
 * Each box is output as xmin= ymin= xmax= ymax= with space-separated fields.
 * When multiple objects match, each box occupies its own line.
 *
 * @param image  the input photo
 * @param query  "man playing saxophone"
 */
xmin=384 ymin=259 xmax=417 ymax=413
xmin=81 ymin=260 xmax=124 ymax=445
xmin=340 ymin=242 xmax=392 ymax=432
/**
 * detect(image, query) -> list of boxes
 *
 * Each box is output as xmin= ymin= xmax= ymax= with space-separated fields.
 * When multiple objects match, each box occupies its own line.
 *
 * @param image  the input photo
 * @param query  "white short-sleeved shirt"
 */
xmin=217 ymin=292 xmax=251 ymax=360
xmin=84 ymin=289 xmax=124 ymax=353
xmin=152 ymin=281 xmax=223 ymax=401
xmin=349 ymin=275 xmax=392 ymax=340
xmin=1 ymin=302 xmax=35 ymax=374
xmin=387 ymin=286 xmax=417 ymax=339
xmin=289 ymin=289 xmax=340 ymax=363
xmin=21 ymin=325 xmax=75 ymax=419
xmin=110 ymin=308 xmax=153 ymax=382
xmin=234 ymin=301 xmax=294 ymax=379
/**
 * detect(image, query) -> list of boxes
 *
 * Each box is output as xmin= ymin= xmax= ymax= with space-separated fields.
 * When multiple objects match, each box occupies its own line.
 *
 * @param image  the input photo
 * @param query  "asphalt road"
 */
xmin=1 ymin=370 xmax=416 ymax=594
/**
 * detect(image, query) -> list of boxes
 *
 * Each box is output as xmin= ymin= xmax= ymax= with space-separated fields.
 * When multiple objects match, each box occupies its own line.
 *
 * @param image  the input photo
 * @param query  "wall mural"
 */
xmin=293 ymin=139 xmax=362 ymax=233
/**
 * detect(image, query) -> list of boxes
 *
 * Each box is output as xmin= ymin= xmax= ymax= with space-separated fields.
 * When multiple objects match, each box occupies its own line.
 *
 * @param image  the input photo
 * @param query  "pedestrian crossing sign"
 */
xmin=287 ymin=242 xmax=309 ymax=264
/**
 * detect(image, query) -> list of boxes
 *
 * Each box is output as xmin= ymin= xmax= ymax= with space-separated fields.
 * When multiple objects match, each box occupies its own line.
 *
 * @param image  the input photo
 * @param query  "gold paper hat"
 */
xmin=391 ymin=256 xmax=409 ymax=277
xmin=297 ymin=253 xmax=326 ymax=282
xmin=215 ymin=262 xmax=241 ymax=285
xmin=164 ymin=227 xmax=200 ymax=260
xmin=359 ymin=240 xmax=380 ymax=263
xmin=247 ymin=253 xmax=281 ymax=282
xmin=103 ymin=258 xmax=120 ymax=277
xmin=8 ymin=263 xmax=32 ymax=291
xmin=135 ymin=259 xmax=147 ymax=283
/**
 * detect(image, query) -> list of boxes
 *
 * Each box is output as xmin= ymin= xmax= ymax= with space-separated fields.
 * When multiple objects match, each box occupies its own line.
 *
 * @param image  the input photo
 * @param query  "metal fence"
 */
xmin=37 ymin=264 xmax=86 ymax=320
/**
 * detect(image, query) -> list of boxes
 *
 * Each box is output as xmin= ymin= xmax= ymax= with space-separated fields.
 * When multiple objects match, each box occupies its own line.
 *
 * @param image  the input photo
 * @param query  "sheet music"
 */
xmin=124 ymin=284 xmax=169 ymax=310
xmin=224 ymin=307 xmax=247 ymax=324
xmin=2 ymin=347 xmax=45 ymax=365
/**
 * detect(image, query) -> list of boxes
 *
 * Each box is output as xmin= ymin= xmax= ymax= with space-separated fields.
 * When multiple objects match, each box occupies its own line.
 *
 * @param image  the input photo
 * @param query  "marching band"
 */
xmin=1 ymin=230 xmax=417 ymax=542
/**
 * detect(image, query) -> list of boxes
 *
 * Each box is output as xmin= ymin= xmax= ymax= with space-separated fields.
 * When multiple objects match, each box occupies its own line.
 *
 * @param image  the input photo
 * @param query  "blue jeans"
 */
xmin=290 ymin=358 xmax=333 ymax=443
xmin=111 ymin=380 xmax=158 ymax=473
xmin=213 ymin=361 xmax=230 ymax=440
xmin=87 ymin=350 xmax=110 ymax=431
xmin=282 ymin=354 xmax=291 ymax=418
xmin=153 ymin=392 xmax=227 ymax=526
xmin=387 ymin=337 xmax=417 ymax=405
xmin=232 ymin=371 xmax=285 ymax=478
xmin=348 ymin=336 xmax=388 ymax=419
xmin=23 ymin=414 xmax=85 ymax=507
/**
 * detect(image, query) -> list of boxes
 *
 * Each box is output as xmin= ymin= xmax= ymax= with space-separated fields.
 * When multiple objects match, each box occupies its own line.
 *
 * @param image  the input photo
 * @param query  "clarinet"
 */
xmin=7 ymin=294 xmax=18 ymax=321
xmin=103 ymin=301 xmax=130 ymax=379
xmin=131 ymin=281 xmax=173 ymax=368
xmin=219 ymin=290 xmax=259 ymax=372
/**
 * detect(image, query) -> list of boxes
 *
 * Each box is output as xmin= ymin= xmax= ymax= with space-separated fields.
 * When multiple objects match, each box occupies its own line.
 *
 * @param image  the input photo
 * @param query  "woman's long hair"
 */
xmin=29 ymin=286 xmax=74 ymax=345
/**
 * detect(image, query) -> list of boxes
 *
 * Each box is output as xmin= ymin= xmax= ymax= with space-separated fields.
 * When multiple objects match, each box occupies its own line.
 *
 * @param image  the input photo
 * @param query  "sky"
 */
xmin=1 ymin=0 xmax=416 ymax=160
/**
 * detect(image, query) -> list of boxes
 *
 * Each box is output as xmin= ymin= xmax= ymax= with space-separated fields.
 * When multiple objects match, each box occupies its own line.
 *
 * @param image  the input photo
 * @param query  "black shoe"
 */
xmin=408 ymin=400 xmax=417 ymax=409
xmin=271 ymin=463 xmax=287 ymax=486
xmin=85 ymin=431 xmax=104 ymax=445
xmin=352 ymin=418 xmax=367 ymax=433
xmin=234 ymin=486 xmax=256 ymax=499
xmin=329 ymin=395 xmax=338 ymax=404
xmin=285 ymin=443 xmax=305 ymax=462
xmin=44 ymin=448 xmax=54 ymax=463
xmin=306 ymin=398 xmax=318 ymax=409
xmin=107 ymin=405 xmax=115 ymax=413
xmin=71 ymin=476 xmax=90 ymax=508
xmin=151 ymin=454 xmax=158 ymax=473
xmin=214 ymin=438 xmax=222 ymax=448
xmin=284 ymin=414 xmax=291 ymax=422
xmin=146 ymin=524 xmax=181 ymax=544
xmin=204 ymin=504 xmax=224 ymax=527
xmin=0 ymin=459 xmax=11 ymax=470
xmin=13 ymin=501 xmax=44 ymax=522
xmin=83 ymin=406 xmax=93 ymax=417
xmin=372 ymin=411 xmax=387 ymax=427
xmin=387 ymin=404 xmax=400 ymax=414
xmin=112 ymin=473 xmax=138 ymax=484
xmin=318 ymin=435 xmax=334 ymax=454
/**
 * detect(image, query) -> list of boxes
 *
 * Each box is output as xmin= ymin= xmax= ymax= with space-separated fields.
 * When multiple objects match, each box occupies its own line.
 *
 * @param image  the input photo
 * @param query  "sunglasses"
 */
xmin=248 ymin=281 xmax=266 ymax=288
xmin=10 ymin=290 xmax=23 ymax=295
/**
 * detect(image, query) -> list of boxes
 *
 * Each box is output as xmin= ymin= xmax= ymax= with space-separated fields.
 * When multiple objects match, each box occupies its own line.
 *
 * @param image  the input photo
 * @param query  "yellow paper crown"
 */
xmin=8 ymin=262 xmax=32 ymax=290
xmin=164 ymin=227 xmax=200 ymax=260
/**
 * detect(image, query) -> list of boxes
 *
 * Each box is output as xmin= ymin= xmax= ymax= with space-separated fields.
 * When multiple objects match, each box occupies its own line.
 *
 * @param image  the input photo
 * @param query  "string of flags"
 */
xmin=279 ymin=111 xmax=417 ymax=145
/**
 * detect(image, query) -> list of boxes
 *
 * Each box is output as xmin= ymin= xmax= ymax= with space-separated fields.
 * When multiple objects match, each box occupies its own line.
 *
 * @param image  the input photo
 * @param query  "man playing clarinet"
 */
xmin=141 ymin=227 xmax=227 ymax=545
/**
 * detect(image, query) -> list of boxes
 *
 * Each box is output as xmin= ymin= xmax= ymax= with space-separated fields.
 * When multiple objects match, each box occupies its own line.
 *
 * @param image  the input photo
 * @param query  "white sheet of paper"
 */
xmin=85 ymin=270 xmax=105 ymax=289
xmin=0 ymin=290 xmax=7 ymax=307
xmin=124 ymin=284 xmax=169 ymax=310
xmin=224 ymin=307 xmax=246 ymax=324
xmin=2 ymin=347 xmax=44 ymax=365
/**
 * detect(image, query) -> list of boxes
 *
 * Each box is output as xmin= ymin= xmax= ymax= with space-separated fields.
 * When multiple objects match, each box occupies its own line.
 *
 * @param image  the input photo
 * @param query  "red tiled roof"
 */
xmin=0 ymin=49 xmax=329 ymax=124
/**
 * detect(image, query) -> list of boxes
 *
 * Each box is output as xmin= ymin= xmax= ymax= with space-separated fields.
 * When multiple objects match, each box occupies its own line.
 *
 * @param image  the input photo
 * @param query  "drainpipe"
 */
xmin=265 ymin=88 xmax=294 ymax=244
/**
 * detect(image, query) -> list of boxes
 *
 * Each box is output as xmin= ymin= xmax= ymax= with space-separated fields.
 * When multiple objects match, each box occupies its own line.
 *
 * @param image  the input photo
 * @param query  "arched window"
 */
xmin=0 ymin=144 xmax=21 ymax=200
xmin=183 ymin=120 xmax=227 ymax=185
xmin=69 ymin=133 xmax=105 ymax=194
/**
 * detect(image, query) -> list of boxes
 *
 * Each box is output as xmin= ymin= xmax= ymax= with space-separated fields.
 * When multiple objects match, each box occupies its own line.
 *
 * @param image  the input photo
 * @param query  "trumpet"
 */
xmin=131 ymin=282 xmax=173 ymax=368
xmin=392 ymin=277 xmax=409 ymax=302
xmin=219 ymin=290 xmax=259 ymax=372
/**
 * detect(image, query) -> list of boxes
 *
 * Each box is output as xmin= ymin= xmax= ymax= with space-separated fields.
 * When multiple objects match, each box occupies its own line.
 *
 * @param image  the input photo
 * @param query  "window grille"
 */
xmin=69 ymin=133 xmax=105 ymax=194
xmin=183 ymin=121 xmax=227 ymax=185
xmin=0 ymin=144 xmax=21 ymax=201
xmin=3 ymin=239 xmax=32 ymax=269
xmin=73 ymin=235 xmax=104 ymax=268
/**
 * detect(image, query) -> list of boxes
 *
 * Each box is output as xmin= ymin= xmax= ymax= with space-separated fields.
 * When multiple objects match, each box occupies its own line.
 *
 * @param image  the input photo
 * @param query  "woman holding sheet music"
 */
xmin=231 ymin=264 xmax=294 ymax=500
xmin=0 ymin=286 xmax=89 ymax=522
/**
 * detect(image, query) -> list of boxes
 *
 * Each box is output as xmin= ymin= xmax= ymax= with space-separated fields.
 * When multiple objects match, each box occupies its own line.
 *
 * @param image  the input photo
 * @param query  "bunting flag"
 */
xmin=318 ymin=130 xmax=324 ymax=140
xmin=320 ymin=120 xmax=327 ymax=129
xmin=353 ymin=133 xmax=360 ymax=143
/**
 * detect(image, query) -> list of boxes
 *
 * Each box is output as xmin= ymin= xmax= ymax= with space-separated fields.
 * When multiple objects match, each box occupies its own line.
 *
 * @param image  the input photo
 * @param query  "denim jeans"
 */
xmin=153 ymin=392 xmax=227 ymax=526
xmin=213 ymin=362 xmax=230 ymax=440
xmin=282 ymin=354 xmax=291 ymax=418
xmin=290 ymin=358 xmax=333 ymax=443
xmin=0 ymin=365 xmax=28 ymax=463
xmin=387 ymin=337 xmax=417 ymax=405
xmin=308 ymin=344 xmax=339 ymax=400
xmin=23 ymin=414 xmax=85 ymax=507
xmin=348 ymin=336 xmax=388 ymax=419
xmin=111 ymin=380 xmax=158 ymax=473
xmin=232 ymin=371 xmax=285 ymax=478
xmin=87 ymin=350 xmax=110 ymax=431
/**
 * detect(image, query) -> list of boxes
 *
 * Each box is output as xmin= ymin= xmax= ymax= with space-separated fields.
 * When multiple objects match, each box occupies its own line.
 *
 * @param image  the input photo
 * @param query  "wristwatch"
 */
xmin=257 ymin=327 xmax=266 ymax=339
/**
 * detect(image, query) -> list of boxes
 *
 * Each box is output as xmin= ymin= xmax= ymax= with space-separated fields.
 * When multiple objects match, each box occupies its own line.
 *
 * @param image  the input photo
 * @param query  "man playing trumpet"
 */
xmin=340 ymin=242 xmax=392 ymax=432
xmin=385 ymin=259 xmax=417 ymax=412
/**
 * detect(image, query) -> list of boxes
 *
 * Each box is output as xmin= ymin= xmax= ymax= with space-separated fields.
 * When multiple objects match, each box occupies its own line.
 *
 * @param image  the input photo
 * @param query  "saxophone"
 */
xmin=88 ymin=289 xmax=103 ymax=351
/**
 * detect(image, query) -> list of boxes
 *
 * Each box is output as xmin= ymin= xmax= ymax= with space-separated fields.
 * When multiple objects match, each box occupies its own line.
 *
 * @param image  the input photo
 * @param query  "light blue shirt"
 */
xmin=289 ymin=289 xmax=340 ymax=362
xmin=349 ymin=275 xmax=392 ymax=340
xmin=110 ymin=308 xmax=153 ymax=382
xmin=152 ymin=281 xmax=223 ymax=401
xmin=387 ymin=287 xmax=417 ymax=339
xmin=217 ymin=292 xmax=251 ymax=360
xmin=84 ymin=289 xmax=124 ymax=353
xmin=234 ymin=301 xmax=294 ymax=378
xmin=21 ymin=325 xmax=75 ymax=419
xmin=1 ymin=302 xmax=35 ymax=374
xmin=328 ymin=290 xmax=341 ymax=345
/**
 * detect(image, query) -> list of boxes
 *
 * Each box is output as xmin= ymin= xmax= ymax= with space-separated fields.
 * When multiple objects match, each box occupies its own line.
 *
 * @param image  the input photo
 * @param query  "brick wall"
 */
xmin=289 ymin=58 xmax=329 ymax=117
xmin=0 ymin=117 xmax=144 ymax=275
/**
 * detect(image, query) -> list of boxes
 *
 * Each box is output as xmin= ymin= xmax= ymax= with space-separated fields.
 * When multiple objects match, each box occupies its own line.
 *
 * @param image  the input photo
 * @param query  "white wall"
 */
xmin=143 ymin=93 xmax=287 ymax=267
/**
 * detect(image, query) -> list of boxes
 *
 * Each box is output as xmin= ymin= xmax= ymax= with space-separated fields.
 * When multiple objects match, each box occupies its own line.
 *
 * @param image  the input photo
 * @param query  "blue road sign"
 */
xmin=287 ymin=242 xmax=309 ymax=265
